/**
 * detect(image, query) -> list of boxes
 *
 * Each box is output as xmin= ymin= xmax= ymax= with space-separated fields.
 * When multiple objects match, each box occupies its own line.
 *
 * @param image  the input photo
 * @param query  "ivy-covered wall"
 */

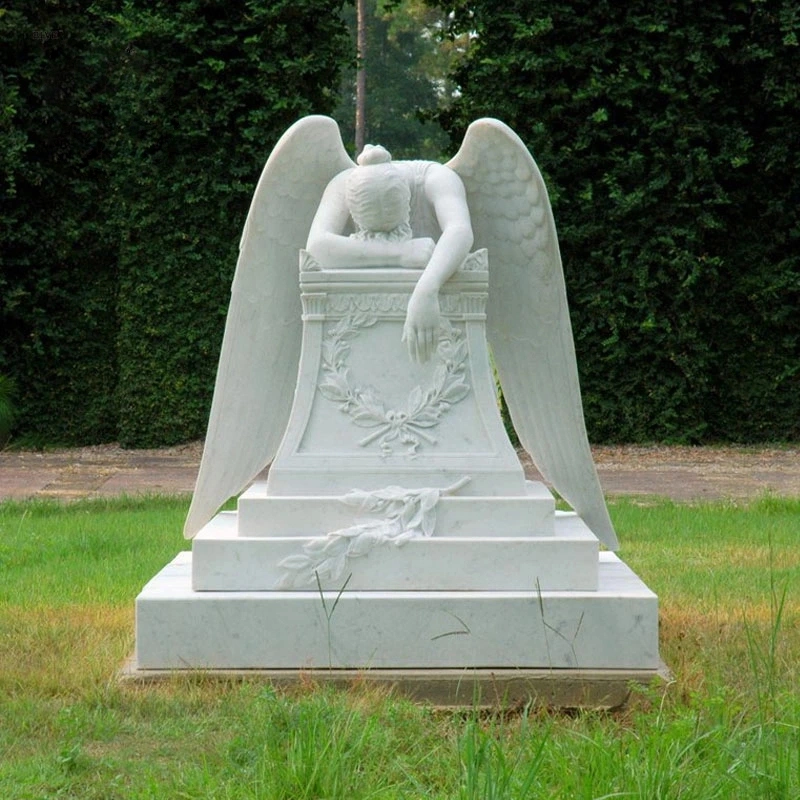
xmin=437 ymin=0 xmax=799 ymax=442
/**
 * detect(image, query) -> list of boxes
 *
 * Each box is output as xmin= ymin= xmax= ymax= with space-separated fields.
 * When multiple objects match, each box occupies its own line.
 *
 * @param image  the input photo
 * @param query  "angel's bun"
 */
xmin=357 ymin=144 xmax=391 ymax=166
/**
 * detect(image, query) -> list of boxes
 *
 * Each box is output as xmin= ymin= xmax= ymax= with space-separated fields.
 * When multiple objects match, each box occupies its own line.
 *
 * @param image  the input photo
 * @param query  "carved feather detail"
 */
xmin=185 ymin=117 xmax=355 ymax=538
xmin=448 ymin=119 xmax=618 ymax=549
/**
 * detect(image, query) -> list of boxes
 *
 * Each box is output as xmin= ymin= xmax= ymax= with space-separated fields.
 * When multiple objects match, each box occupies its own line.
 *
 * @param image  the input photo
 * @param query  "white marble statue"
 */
xmin=184 ymin=115 xmax=618 ymax=550
xmin=307 ymin=142 xmax=473 ymax=365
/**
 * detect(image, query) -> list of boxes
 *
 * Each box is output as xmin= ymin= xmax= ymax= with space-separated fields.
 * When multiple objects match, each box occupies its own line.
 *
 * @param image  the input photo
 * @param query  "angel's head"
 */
xmin=345 ymin=146 xmax=411 ymax=240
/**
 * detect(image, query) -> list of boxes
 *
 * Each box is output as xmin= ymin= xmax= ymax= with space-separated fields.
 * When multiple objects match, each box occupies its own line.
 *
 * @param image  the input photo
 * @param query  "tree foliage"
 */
xmin=334 ymin=0 xmax=457 ymax=159
xmin=437 ymin=0 xmax=800 ymax=442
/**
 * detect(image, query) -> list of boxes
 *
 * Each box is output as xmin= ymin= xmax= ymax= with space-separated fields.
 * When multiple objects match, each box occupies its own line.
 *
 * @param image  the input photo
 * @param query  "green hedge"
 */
xmin=1 ymin=1 xmax=351 ymax=446
xmin=437 ymin=0 xmax=799 ymax=442
xmin=1 ymin=3 xmax=121 ymax=444
xmin=112 ymin=1 xmax=351 ymax=446
xmin=4 ymin=1 xmax=798 ymax=446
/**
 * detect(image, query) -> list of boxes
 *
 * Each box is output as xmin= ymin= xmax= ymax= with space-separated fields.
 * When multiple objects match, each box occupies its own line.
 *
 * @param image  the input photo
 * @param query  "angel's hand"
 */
xmin=399 ymin=238 xmax=435 ymax=269
xmin=402 ymin=285 xmax=440 ymax=363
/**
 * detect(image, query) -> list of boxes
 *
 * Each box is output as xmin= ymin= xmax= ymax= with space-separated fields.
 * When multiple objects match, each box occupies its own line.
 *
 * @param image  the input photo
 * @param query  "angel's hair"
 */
xmin=357 ymin=144 xmax=391 ymax=166
xmin=346 ymin=152 xmax=411 ymax=237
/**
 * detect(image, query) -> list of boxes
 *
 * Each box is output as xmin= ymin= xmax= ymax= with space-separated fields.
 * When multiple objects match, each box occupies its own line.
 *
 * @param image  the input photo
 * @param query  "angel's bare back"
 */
xmin=306 ymin=152 xmax=473 ymax=363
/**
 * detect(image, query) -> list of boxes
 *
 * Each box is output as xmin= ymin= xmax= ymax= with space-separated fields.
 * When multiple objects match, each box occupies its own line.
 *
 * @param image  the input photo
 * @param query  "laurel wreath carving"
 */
xmin=275 ymin=477 xmax=471 ymax=589
xmin=318 ymin=313 xmax=470 ymax=457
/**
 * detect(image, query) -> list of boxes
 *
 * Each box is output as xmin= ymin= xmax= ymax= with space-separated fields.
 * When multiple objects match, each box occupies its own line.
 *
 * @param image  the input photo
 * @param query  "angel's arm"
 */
xmin=306 ymin=172 xmax=433 ymax=269
xmin=403 ymin=164 xmax=474 ymax=362
xmin=418 ymin=164 xmax=474 ymax=294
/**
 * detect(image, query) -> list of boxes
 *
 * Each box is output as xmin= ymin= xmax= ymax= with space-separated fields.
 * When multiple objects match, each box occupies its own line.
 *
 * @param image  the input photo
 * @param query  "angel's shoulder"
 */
xmin=328 ymin=167 xmax=357 ymax=184
xmin=321 ymin=167 xmax=356 ymax=197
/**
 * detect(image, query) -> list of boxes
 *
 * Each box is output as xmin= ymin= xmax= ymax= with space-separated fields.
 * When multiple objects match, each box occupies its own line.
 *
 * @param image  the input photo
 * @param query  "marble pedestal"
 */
xmin=133 ymin=260 xmax=661 ymax=700
xmin=136 ymin=544 xmax=658 ymax=671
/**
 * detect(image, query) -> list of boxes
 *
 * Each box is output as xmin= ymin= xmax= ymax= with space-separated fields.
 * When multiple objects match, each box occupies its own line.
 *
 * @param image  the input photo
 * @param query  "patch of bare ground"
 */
xmin=520 ymin=444 xmax=800 ymax=502
xmin=0 ymin=441 xmax=798 ymax=502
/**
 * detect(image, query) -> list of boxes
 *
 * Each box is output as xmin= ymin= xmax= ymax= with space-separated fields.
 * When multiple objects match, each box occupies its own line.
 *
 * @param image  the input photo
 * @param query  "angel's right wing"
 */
xmin=184 ymin=116 xmax=354 ymax=538
xmin=448 ymin=120 xmax=618 ymax=550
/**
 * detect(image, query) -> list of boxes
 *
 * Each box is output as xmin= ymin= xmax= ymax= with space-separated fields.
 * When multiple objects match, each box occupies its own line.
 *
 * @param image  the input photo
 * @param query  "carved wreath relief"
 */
xmin=318 ymin=312 xmax=471 ymax=457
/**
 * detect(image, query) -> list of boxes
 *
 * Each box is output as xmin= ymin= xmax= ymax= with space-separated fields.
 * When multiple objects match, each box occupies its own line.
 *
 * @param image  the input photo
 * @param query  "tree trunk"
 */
xmin=355 ymin=0 xmax=366 ymax=155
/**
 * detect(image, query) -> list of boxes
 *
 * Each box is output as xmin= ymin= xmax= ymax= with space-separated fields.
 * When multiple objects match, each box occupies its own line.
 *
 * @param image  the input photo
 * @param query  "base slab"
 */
xmin=120 ymin=657 xmax=671 ymax=709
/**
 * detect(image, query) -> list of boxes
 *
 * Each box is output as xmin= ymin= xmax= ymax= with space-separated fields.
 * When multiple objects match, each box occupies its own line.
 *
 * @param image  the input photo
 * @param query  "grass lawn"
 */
xmin=0 ymin=494 xmax=798 ymax=798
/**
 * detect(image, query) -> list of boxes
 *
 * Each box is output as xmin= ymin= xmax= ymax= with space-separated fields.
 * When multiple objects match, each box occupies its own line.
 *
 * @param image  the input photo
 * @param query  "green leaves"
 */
xmin=1 ymin=0 xmax=352 ymax=446
xmin=437 ymin=0 xmax=800 ymax=443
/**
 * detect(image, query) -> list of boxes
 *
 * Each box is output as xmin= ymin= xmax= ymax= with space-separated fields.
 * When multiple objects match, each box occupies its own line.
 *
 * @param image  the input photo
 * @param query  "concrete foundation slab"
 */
xmin=119 ymin=657 xmax=671 ymax=710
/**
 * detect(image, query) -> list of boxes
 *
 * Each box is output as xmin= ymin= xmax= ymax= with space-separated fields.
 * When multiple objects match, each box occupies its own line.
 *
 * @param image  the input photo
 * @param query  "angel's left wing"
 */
xmin=447 ymin=119 xmax=618 ymax=550
xmin=184 ymin=116 xmax=354 ymax=538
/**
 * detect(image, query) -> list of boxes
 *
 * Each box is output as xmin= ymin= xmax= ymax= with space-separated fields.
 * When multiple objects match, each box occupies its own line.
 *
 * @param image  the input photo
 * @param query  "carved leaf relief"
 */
xmin=274 ymin=477 xmax=471 ymax=589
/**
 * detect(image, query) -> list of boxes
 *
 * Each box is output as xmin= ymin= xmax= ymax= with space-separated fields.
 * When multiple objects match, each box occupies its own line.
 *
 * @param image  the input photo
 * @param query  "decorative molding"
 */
xmin=299 ymin=249 xmax=322 ymax=272
xmin=314 ymin=291 xmax=482 ymax=317
xmin=302 ymin=293 xmax=327 ymax=317
xmin=318 ymin=314 xmax=471 ymax=457
xmin=300 ymin=247 xmax=487 ymax=276
xmin=460 ymin=248 xmax=488 ymax=272
xmin=275 ymin=477 xmax=471 ymax=589
xmin=326 ymin=293 xmax=411 ymax=315
xmin=461 ymin=293 xmax=488 ymax=317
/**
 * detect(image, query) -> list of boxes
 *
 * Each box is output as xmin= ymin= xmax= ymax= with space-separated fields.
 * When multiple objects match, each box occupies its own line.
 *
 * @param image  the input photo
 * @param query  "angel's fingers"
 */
xmin=404 ymin=327 xmax=417 ymax=362
xmin=418 ymin=331 xmax=430 ymax=364
xmin=426 ymin=328 xmax=436 ymax=359
xmin=414 ymin=330 xmax=425 ymax=364
xmin=413 ymin=331 xmax=423 ymax=364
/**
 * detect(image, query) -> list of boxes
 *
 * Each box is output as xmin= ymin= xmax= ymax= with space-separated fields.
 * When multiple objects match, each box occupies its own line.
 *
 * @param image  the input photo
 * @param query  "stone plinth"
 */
xmin=191 ymin=508 xmax=598 ymax=592
xmin=136 ymin=551 xmax=658 ymax=671
xmin=133 ymin=256 xmax=661 ymax=697
xmin=237 ymin=480 xmax=555 ymax=539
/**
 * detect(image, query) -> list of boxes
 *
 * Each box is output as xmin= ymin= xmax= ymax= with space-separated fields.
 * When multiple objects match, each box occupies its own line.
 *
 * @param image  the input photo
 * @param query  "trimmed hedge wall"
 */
xmin=437 ymin=0 xmax=799 ymax=442
xmin=3 ymin=1 xmax=798 ymax=445
xmin=1 ymin=1 xmax=351 ymax=446
xmin=112 ymin=1 xmax=351 ymax=446
xmin=1 ymin=3 xmax=121 ymax=444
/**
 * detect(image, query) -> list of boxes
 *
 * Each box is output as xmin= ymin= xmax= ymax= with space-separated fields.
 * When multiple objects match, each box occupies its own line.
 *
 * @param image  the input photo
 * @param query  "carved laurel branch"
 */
xmin=318 ymin=314 xmax=470 ymax=457
xmin=275 ymin=477 xmax=471 ymax=589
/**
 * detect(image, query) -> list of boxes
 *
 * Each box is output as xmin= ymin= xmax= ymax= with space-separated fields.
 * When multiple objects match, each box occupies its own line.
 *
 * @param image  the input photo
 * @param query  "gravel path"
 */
xmin=0 ymin=442 xmax=797 ymax=503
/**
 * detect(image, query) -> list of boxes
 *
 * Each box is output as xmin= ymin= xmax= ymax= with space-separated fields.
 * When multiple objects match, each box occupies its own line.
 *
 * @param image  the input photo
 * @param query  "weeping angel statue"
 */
xmin=184 ymin=116 xmax=618 ymax=550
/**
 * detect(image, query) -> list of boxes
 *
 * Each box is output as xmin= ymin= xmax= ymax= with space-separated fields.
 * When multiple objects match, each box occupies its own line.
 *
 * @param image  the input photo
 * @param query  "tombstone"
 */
xmin=132 ymin=117 xmax=662 ymax=706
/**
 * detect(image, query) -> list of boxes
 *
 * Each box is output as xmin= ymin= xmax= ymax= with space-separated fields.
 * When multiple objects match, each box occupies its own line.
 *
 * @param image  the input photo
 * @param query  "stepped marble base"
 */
xmin=192 ymin=510 xmax=598 ymax=592
xmin=238 ymin=480 xmax=555 ymax=538
xmin=136 ymin=551 xmax=658 ymax=671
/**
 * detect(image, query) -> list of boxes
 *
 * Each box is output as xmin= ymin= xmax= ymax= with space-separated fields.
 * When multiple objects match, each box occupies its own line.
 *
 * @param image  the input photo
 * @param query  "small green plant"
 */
xmin=459 ymin=716 xmax=548 ymax=799
xmin=0 ymin=374 xmax=16 ymax=445
xmin=315 ymin=570 xmax=353 ymax=670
